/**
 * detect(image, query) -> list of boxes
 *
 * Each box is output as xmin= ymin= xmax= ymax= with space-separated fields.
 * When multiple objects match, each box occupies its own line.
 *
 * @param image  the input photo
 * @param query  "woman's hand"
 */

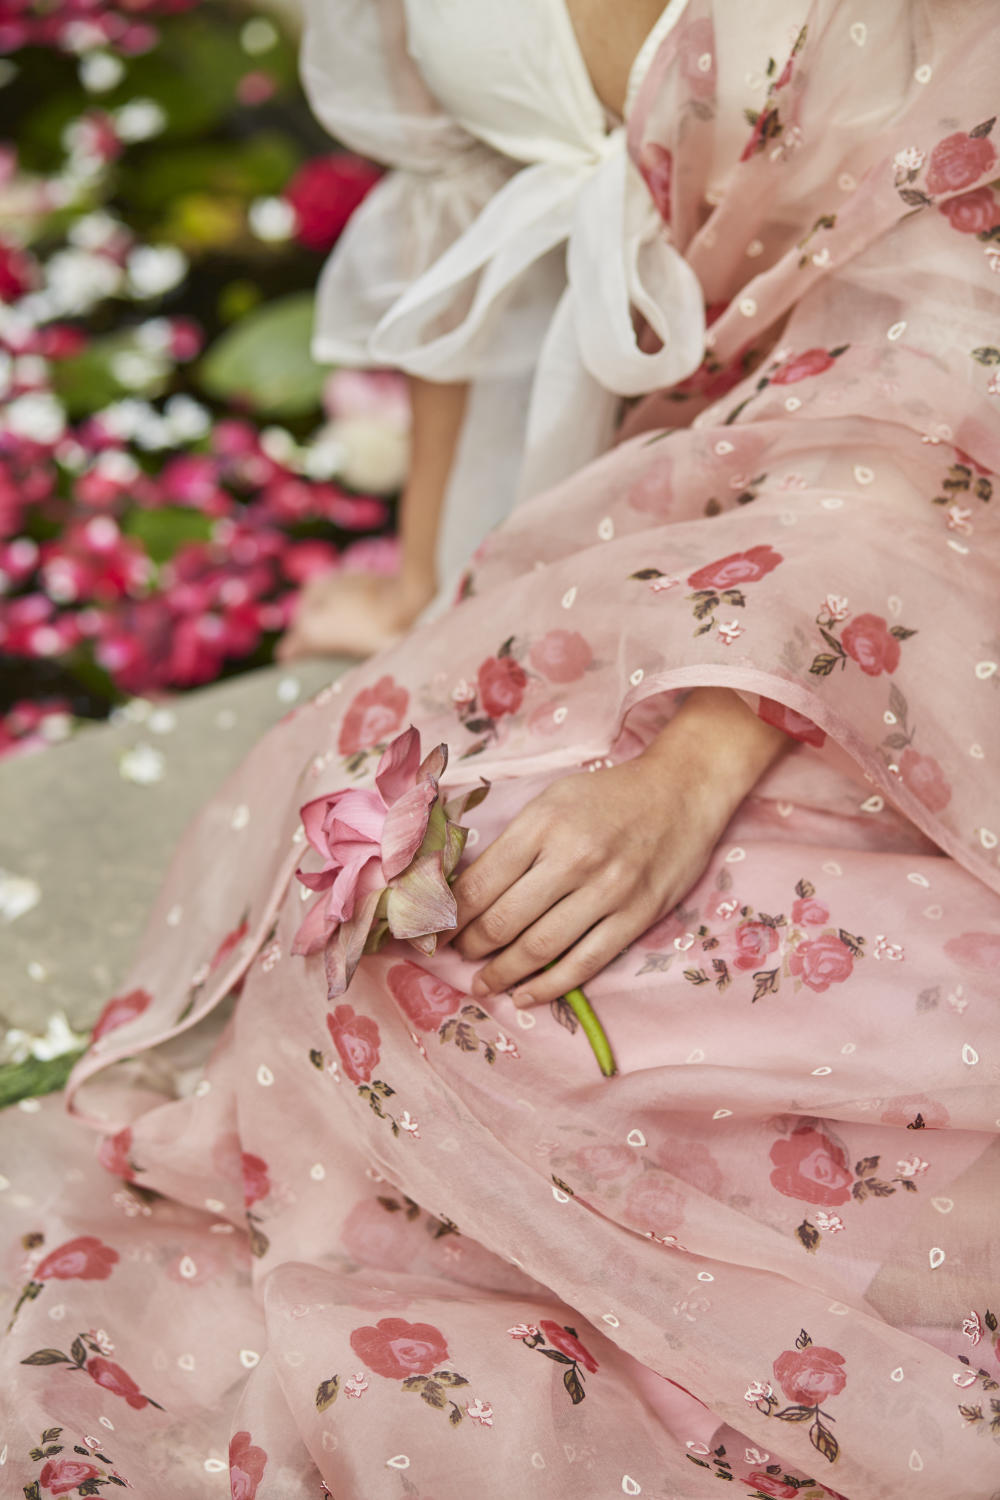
xmin=277 ymin=570 xmax=434 ymax=661
xmin=451 ymin=688 xmax=787 ymax=1006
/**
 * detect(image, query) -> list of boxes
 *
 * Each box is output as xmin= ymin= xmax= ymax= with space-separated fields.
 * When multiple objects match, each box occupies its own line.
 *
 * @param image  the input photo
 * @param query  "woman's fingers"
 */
xmin=507 ymin=913 xmax=636 ymax=1009
xmin=470 ymin=887 xmax=609 ymax=995
xmin=454 ymin=856 xmax=578 ymax=962
xmin=451 ymin=821 xmax=542 ymax=943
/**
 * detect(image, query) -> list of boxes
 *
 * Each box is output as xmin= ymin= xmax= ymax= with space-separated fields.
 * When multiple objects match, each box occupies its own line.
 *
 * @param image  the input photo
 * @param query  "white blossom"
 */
xmin=127 ymin=244 xmax=188 ymax=299
xmin=248 ymin=196 xmax=296 ymax=243
xmin=2 ymin=392 xmax=66 ymax=444
xmin=114 ymin=99 xmax=167 ymax=143
xmin=79 ymin=51 xmax=125 ymax=93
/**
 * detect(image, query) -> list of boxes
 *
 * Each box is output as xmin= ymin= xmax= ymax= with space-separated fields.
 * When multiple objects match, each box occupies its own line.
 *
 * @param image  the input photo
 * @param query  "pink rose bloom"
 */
xmin=341 ymin=1197 xmax=416 ymax=1271
xmin=477 ymin=654 xmax=527 ymax=717
xmin=925 ymin=130 xmax=997 ymax=195
xmin=745 ymin=1475 xmax=799 ymax=1500
xmin=337 ymin=674 xmax=409 ymax=755
xmin=788 ymin=933 xmax=854 ymax=992
xmin=387 ymin=962 xmax=464 ymax=1031
xmin=769 ymin=1126 xmax=853 ymax=1207
xmin=732 ymin=919 xmax=780 ymax=971
xmin=293 ymin=727 xmax=454 ymax=961
xmin=350 ymin=1317 xmax=449 ymax=1379
xmin=283 ymin=153 xmax=381 ymax=252
xmin=326 ymin=1004 xmax=381 ymax=1084
xmin=841 ymin=613 xmax=900 ymax=676
xmin=944 ymin=930 xmax=1000 ymax=972
xmin=35 ymin=1236 xmax=119 ymax=1282
xmin=528 ymin=629 xmax=594 ymax=684
xmin=98 ymin=1127 xmax=135 ymax=1181
xmin=623 ymin=1172 xmax=685 ymax=1236
xmin=939 ymin=185 xmax=1000 ymax=233
xmin=688 ymin=545 xmax=783 ymax=590
xmin=770 ymin=348 xmax=836 ymax=385
xmin=91 ymin=987 xmax=152 ymax=1043
xmin=791 ymin=897 xmax=829 ymax=926
xmin=539 ymin=1319 xmax=599 ymax=1373
xmin=85 ymin=1356 xmax=148 ymax=1409
xmin=899 ymin=748 xmax=951 ymax=812
xmin=39 ymin=1458 xmax=103 ymax=1495
xmin=573 ymin=1144 xmax=636 ymax=1182
xmin=241 ymin=1152 xmax=270 ymax=1208
xmin=229 ymin=1430 xmax=268 ymax=1500
xmin=772 ymin=1344 xmax=847 ymax=1405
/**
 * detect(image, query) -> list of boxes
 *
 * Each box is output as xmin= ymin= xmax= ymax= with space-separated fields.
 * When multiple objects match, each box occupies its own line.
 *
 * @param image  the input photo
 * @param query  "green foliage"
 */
xmin=197 ymin=291 xmax=325 ymax=416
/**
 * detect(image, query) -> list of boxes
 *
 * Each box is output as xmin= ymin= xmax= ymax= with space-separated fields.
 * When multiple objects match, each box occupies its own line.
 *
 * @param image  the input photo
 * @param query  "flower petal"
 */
xmin=380 ymin=780 xmax=437 ymax=881
xmin=385 ymin=850 xmax=458 ymax=940
xmin=324 ymin=886 xmax=384 ymax=1000
xmin=300 ymin=794 xmax=335 ymax=856
xmin=328 ymin=787 xmax=388 ymax=842
xmin=417 ymin=741 xmax=449 ymax=785
xmin=292 ymin=893 xmax=337 ymax=957
xmin=375 ymin=725 xmax=421 ymax=803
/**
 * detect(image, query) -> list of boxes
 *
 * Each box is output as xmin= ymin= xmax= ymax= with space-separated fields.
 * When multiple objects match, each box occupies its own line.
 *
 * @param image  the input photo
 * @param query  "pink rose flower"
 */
xmin=841 ymin=614 xmax=900 ymax=676
xmin=573 ymin=1144 xmax=636 ymax=1182
xmin=39 ymin=1458 xmax=102 ymax=1495
xmin=772 ymin=1344 xmax=847 ymax=1405
xmin=91 ymin=987 xmax=152 ymax=1043
xmin=337 ymin=674 xmax=409 ymax=756
xmin=769 ymin=1126 xmax=853 ymax=1207
xmin=944 ymin=930 xmax=1000 ymax=972
xmin=85 ymin=1356 xmax=148 ymax=1409
xmin=637 ymin=141 xmax=673 ymax=222
xmin=386 ymin=962 xmax=463 ymax=1032
xmin=539 ymin=1319 xmax=599 ymax=1373
xmin=770 ymin=348 xmax=836 ymax=385
xmin=746 ymin=1475 xmax=799 ymax=1500
xmin=283 ymin=154 xmax=381 ymax=252
xmin=241 ymin=1152 xmax=270 ymax=1208
xmin=98 ymin=1127 xmax=135 ymax=1182
xmin=667 ymin=1141 xmax=723 ymax=1198
xmin=788 ymin=933 xmax=854 ymax=992
xmin=229 ymin=1430 xmax=268 ymax=1500
xmin=939 ymin=185 xmax=1000 ymax=233
xmin=899 ymin=748 xmax=951 ymax=812
xmin=35 ymin=1236 xmax=119 ymax=1282
xmin=688 ymin=545 xmax=783 ymax=590
xmin=340 ymin=1197 xmax=415 ymax=1272
xmin=925 ymin=131 xmax=997 ymax=195
xmin=528 ymin=629 xmax=594 ymax=684
xmin=477 ymin=654 xmax=527 ymax=718
xmin=732 ymin=919 xmax=780 ymax=971
xmin=350 ymin=1317 xmax=449 ymax=1379
xmin=326 ymin=1004 xmax=381 ymax=1085
xmin=791 ymin=897 xmax=829 ymax=926
xmin=623 ymin=1172 xmax=685 ymax=1236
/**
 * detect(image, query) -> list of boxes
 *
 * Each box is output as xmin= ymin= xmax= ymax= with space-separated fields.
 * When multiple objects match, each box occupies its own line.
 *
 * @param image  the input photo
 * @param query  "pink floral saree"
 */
xmin=3 ymin=4 xmax=1000 ymax=1498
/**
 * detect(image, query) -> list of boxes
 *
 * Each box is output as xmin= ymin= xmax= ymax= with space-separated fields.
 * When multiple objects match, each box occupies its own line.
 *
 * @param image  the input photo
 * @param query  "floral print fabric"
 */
xmin=3 ymin=4 xmax=1000 ymax=1498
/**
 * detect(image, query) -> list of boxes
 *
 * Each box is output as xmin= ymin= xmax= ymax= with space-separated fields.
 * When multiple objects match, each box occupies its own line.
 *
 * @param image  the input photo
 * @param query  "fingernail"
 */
xmin=512 ymin=991 xmax=535 ymax=1008
xmin=471 ymin=976 xmax=490 ymax=996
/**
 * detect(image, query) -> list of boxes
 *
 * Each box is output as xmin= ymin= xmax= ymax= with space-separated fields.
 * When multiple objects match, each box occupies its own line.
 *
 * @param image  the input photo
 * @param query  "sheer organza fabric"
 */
xmin=3 ymin=4 xmax=1000 ymax=1498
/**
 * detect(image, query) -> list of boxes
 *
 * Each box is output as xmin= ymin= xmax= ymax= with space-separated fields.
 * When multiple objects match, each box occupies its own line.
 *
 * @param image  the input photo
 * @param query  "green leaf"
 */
xmin=197 ymin=292 xmax=326 ymax=418
xmin=71 ymin=1337 xmax=87 ymax=1367
xmin=970 ymin=117 xmax=996 ymax=139
xmin=123 ymin=507 xmax=214 ymax=567
xmin=23 ymin=1483 xmax=41 ymax=1500
xmin=796 ymin=1220 xmax=820 ymax=1254
xmin=971 ymin=346 xmax=1000 ymax=366
xmin=432 ymin=1370 xmax=469 ymax=1388
xmin=855 ymin=1155 xmax=880 ymax=1176
xmin=51 ymin=334 xmax=168 ymax=418
xmin=563 ymin=1365 xmax=586 ymax=1404
xmin=315 ymin=1375 xmax=340 ymax=1412
xmin=420 ymin=1380 xmax=447 ymax=1409
xmin=808 ymin=653 xmax=840 ymax=677
xmin=41 ymin=1429 xmax=62 ymax=1445
xmin=20 ymin=1350 xmax=72 ymax=1366
xmin=0 ymin=1051 xmax=85 ymax=1110
xmin=402 ymin=1375 xmax=428 ymax=1391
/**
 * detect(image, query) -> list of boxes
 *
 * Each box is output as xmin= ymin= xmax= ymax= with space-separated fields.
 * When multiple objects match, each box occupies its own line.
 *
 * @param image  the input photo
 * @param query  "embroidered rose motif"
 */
xmin=840 ymin=613 xmax=900 ymax=676
xmin=229 ymin=1429 xmax=268 ymax=1500
xmin=791 ymin=897 xmax=830 ymax=926
xmin=944 ymin=930 xmax=1000 ymax=971
xmin=337 ymin=674 xmax=409 ymax=756
xmin=898 ymin=748 xmax=951 ymax=812
xmin=687 ymin=545 xmax=783 ymax=590
xmin=769 ymin=1127 xmax=853 ymax=1207
xmin=772 ymin=1344 xmax=847 ymax=1405
xmin=35 ymin=1236 xmax=119 ymax=1282
xmin=477 ymin=655 xmax=527 ymax=718
xmin=788 ymin=933 xmax=854 ymax=992
xmin=350 ymin=1317 xmax=449 ymax=1379
xmin=538 ymin=1320 xmax=599 ymax=1373
xmin=326 ymin=1004 xmax=381 ymax=1085
xmin=340 ymin=1197 xmax=415 ymax=1272
xmin=85 ymin=1356 xmax=149 ymax=1409
xmin=770 ymin=349 xmax=835 ymax=384
xmin=925 ymin=131 xmax=997 ymax=195
xmin=573 ymin=1144 xmax=636 ymax=1182
xmin=241 ymin=1152 xmax=270 ymax=1208
xmin=939 ymin=185 xmax=1000 ymax=233
xmin=98 ymin=1127 xmax=135 ymax=1182
xmin=387 ymin=962 xmax=464 ymax=1032
xmin=38 ymin=1458 xmax=102 ymax=1495
xmin=732 ymin=919 xmax=780 ymax=971
xmin=528 ymin=629 xmax=593 ymax=684
xmin=623 ymin=1172 xmax=685 ymax=1236
xmin=745 ymin=1474 xmax=799 ymax=1500
xmin=637 ymin=142 xmax=673 ymax=221
xmin=91 ymin=987 xmax=152 ymax=1043
xmin=757 ymin=697 xmax=826 ymax=747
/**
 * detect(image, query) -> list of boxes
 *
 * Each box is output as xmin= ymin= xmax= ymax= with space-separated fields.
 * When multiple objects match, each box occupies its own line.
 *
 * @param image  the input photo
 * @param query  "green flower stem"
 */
xmin=563 ymin=986 xmax=617 ymax=1078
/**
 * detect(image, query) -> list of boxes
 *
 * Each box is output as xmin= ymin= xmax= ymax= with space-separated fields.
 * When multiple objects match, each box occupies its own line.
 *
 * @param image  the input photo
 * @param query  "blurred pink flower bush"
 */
xmin=0 ymin=0 xmax=404 ymax=756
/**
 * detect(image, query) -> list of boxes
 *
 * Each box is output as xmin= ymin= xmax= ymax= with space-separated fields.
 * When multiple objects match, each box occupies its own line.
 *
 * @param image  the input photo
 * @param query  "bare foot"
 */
xmin=277 ymin=571 xmax=434 ymax=661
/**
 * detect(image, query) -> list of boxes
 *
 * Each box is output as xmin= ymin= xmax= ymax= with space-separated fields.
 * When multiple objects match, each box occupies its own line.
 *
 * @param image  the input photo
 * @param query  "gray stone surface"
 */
xmin=1 ymin=658 xmax=348 ymax=1033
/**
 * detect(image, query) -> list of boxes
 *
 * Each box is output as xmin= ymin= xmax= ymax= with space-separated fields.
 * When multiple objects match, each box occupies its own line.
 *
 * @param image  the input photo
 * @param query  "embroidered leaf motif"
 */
xmin=809 ymin=652 xmax=841 ymax=677
xmin=70 ymin=1337 xmax=87 ymax=1366
xmin=752 ymin=969 xmax=780 ymax=1003
xmin=630 ymin=568 xmax=665 ymax=580
xmin=692 ymin=593 xmax=719 ymax=621
xmin=402 ymin=1375 xmax=428 ymax=1391
xmin=550 ymin=996 xmax=579 ymax=1033
xmin=40 ymin=1429 xmax=62 ymax=1444
xmin=970 ymin=117 xmax=997 ymax=138
xmin=810 ymin=1416 xmax=839 ymax=1463
xmin=563 ymin=1365 xmax=586 ymax=1404
xmin=432 ymin=1370 xmax=469 ymax=1387
xmin=23 ymin=1484 xmax=41 ymax=1500
xmin=855 ymin=1155 xmax=880 ymax=1176
xmin=795 ymin=1328 xmax=813 ymax=1350
xmin=712 ymin=958 xmax=732 ymax=991
xmin=539 ymin=1347 xmax=574 ymax=1365
xmin=985 ymin=1310 xmax=998 ymax=1332
xmin=795 ymin=878 xmax=815 ymax=900
xmin=315 ymin=1375 xmax=340 ymax=1412
xmin=20 ymin=1350 xmax=72 ymax=1365
xmin=897 ymin=188 xmax=932 ymax=207
xmin=448 ymin=1402 xmax=464 ymax=1425
xmin=796 ymin=1220 xmax=821 ymax=1253
xmin=308 ymin=1048 xmax=324 ymax=1070
xmin=889 ymin=625 xmax=917 ymax=640
xmin=959 ymin=1403 xmax=984 ymax=1423
xmin=971 ymin=346 xmax=1000 ymax=366
xmin=683 ymin=968 xmax=710 ymax=985
xmin=838 ymin=929 xmax=865 ymax=957
xmin=420 ymin=1380 xmax=447 ymax=1409
xmin=774 ymin=1404 xmax=816 ymax=1422
xmin=851 ymin=1179 xmax=870 ymax=1203
xmin=248 ymin=1221 xmax=270 ymax=1259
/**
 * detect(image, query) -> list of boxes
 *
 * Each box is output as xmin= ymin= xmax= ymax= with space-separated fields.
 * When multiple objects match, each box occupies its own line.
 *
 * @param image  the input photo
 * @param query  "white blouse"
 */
xmin=299 ymin=0 xmax=792 ymax=589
